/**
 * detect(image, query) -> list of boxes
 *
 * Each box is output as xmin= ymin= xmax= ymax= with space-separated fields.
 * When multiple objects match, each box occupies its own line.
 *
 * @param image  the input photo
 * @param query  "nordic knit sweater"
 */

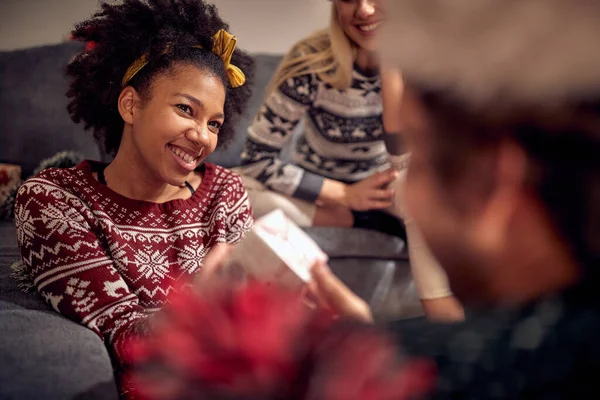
xmin=239 ymin=65 xmax=389 ymax=202
xmin=14 ymin=161 xmax=253 ymax=367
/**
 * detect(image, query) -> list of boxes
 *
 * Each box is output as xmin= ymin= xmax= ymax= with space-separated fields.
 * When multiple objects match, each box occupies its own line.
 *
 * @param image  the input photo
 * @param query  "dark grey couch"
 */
xmin=0 ymin=42 xmax=420 ymax=399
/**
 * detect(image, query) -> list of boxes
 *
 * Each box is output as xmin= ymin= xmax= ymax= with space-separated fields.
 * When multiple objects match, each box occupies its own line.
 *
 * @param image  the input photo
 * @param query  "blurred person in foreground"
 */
xmin=129 ymin=0 xmax=600 ymax=398
xmin=377 ymin=0 xmax=600 ymax=396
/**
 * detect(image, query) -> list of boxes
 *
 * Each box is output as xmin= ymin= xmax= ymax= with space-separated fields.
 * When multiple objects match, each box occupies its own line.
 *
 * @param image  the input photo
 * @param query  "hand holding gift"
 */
xmin=195 ymin=209 xmax=372 ymax=323
xmin=214 ymin=209 xmax=328 ymax=289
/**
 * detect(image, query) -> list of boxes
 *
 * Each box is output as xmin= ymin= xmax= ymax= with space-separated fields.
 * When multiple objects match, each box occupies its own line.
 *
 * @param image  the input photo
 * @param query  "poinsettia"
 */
xmin=126 ymin=282 xmax=435 ymax=400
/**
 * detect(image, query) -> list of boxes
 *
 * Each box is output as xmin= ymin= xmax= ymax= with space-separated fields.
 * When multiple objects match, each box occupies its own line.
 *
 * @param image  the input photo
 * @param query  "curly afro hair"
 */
xmin=67 ymin=0 xmax=255 ymax=156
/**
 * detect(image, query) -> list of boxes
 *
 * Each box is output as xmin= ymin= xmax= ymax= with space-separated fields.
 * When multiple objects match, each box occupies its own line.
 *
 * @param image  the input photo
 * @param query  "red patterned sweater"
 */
xmin=14 ymin=160 xmax=253 ymax=367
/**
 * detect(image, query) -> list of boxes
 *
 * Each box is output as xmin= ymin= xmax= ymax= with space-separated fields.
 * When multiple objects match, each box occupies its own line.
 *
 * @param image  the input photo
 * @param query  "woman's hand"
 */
xmin=193 ymin=243 xmax=233 ymax=290
xmin=343 ymin=168 xmax=398 ymax=211
xmin=196 ymin=247 xmax=373 ymax=324
xmin=306 ymin=262 xmax=373 ymax=324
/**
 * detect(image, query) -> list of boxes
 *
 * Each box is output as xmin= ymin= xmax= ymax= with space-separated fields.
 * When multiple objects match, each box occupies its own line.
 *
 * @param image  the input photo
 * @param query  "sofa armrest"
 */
xmin=0 ymin=309 xmax=118 ymax=400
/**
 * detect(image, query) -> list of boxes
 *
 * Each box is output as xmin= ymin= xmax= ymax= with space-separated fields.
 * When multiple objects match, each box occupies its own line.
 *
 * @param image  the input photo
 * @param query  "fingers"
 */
xmin=310 ymin=262 xmax=373 ymax=323
xmin=202 ymin=243 xmax=232 ymax=275
xmin=369 ymin=169 xmax=399 ymax=188
xmin=369 ymin=188 xmax=395 ymax=201
xmin=194 ymin=243 xmax=233 ymax=287
xmin=305 ymin=278 xmax=331 ymax=311
xmin=367 ymin=200 xmax=394 ymax=210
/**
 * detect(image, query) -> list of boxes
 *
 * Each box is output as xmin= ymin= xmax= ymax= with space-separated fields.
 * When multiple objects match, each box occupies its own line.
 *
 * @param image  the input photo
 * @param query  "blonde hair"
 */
xmin=265 ymin=3 xmax=356 ymax=96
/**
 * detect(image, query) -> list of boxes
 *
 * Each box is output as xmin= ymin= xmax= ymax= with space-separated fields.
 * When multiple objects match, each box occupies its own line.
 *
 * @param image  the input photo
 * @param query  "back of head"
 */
xmin=381 ymin=0 xmax=600 ymax=274
xmin=265 ymin=2 xmax=355 ymax=96
xmin=67 ymin=0 xmax=255 ymax=156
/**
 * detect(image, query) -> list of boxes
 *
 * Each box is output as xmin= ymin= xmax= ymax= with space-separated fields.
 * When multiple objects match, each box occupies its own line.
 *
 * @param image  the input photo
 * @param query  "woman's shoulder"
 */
xmin=202 ymin=163 xmax=247 ymax=198
xmin=18 ymin=160 xmax=94 ymax=198
xmin=193 ymin=164 xmax=251 ymax=229
xmin=14 ymin=161 xmax=98 ymax=224
xmin=288 ymin=30 xmax=330 ymax=57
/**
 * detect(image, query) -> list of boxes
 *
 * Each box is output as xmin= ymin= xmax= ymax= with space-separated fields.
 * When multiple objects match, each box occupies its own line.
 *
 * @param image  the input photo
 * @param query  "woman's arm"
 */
xmin=381 ymin=67 xmax=404 ymax=137
xmin=240 ymin=72 xmax=326 ymax=203
xmin=381 ymin=69 xmax=465 ymax=321
xmin=381 ymin=67 xmax=409 ymax=163
xmin=14 ymin=178 xmax=151 ymax=365
xmin=221 ymin=172 xmax=254 ymax=244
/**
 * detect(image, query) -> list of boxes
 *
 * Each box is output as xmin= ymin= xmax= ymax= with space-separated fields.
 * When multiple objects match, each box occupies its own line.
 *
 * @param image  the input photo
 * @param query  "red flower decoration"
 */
xmin=84 ymin=41 xmax=97 ymax=52
xmin=126 ymin=282 xmax=435 ymax=400
xmin=68 ymin=33 xmax=96 ymax=52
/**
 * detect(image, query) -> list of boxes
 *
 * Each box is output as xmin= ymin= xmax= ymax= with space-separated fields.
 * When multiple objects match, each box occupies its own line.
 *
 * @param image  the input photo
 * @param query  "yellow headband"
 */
xmin=121 ymin=29 xmax=246 ymax=88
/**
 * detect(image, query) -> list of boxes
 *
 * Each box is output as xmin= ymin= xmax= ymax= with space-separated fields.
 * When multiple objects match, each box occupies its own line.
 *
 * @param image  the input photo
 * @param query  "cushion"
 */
xmin=0 ymin=310 xmax=118 ymax=400
xmin=304 ymin=227 xmax=408 ymax=260
xmin=0 ymin=42 xmax=101 ymax=177
xmin=0 ymin=222 xmax=118 ymax=399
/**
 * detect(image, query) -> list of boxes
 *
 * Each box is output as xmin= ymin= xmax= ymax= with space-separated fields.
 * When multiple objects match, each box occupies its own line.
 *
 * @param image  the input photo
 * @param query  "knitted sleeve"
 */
xmin=209 ymin=169 xmax=254 ymax=245
xmin=239 ymin=73 xmax=325 ymax=202
xmin=14 ymin=177 xmax=149 ymax=366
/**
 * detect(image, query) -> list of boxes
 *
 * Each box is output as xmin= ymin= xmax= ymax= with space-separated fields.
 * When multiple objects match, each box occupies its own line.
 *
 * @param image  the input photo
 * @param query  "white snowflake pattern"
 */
xmin=41 ymin=203 xmax=89 ymax=235
xmin=14 ymin=205 xmax=35 ymax=244
xmin=134 ymin=248 xmax=171 ymax=280
xmin=177 ymin=243 xmax=208 ymax=273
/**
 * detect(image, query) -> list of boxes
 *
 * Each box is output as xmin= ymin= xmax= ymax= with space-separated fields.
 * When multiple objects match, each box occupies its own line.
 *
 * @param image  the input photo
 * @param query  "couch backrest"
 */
xmin=0 ymin=42 xmax=100 ymax=177
xmin=0 ymin=42 xmax=282 ymax=176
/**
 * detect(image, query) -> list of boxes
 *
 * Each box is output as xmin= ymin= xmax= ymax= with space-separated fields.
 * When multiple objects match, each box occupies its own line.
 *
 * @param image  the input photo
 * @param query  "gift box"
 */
xmin=0 ymin=163 xmax=22 ymax=205
xmin=223 ymin=209 xmax=328 ymax=290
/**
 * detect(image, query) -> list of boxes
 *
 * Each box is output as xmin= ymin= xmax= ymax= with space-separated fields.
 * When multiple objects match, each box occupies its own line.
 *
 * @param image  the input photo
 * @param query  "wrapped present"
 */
xmin=222 ymin=209 xmax=328 ymax=290
xmin=0 ymin=164 xmax=21 ymax=205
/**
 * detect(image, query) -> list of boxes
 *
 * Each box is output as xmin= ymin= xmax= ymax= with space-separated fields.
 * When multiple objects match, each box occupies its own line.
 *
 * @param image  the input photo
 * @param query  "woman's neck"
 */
xmin=355 ymin=48 xmax=379 ymax=73
xmin=103 ymin=137 xmax=184 ymax=203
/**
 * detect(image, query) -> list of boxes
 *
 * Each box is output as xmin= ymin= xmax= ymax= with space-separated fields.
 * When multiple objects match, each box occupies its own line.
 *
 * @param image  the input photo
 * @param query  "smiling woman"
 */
xmin=11 ymin=0 xmax=254 ymax=398
xmin=109 ymin=66 xmax=228 ymax=200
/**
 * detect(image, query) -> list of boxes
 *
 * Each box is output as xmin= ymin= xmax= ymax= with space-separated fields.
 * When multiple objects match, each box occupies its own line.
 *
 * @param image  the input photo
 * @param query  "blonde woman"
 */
xmin=237 ymin=0 xmax=463 ymax=320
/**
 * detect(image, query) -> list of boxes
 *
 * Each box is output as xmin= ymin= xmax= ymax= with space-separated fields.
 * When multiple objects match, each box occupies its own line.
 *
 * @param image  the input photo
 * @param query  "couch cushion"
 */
xmin=0 ymin=42 xmax=101 ymax=178
xmin=0 ymin=310 xmax=118 ymax=400
xmin=206 ymin=54 xmax=283 ymax=168
xmin=0 ymin=222 xmax=118 ymax=399
xmin=304 ymin=227 xmax=408 ymax=260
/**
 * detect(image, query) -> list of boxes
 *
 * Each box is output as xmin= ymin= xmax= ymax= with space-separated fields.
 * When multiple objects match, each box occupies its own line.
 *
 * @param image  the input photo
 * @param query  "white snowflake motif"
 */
xmin=14 ymin=205 xmax=35 ymax=244
xmin=134 ymin=247 xmax=171 ymax=280
xmin=177 ymin=243 xmax=208 ymax=273
xmin=41 ymin=203 xmax=89 ymax=235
